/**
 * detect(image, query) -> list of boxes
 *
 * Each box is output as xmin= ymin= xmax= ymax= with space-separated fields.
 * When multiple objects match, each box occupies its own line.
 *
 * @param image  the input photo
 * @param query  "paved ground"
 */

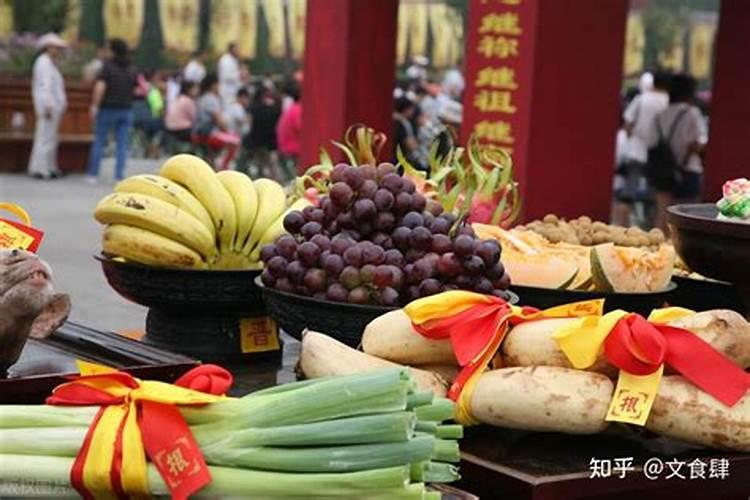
xmin=0 ymin=159 xmax=162 ymax=333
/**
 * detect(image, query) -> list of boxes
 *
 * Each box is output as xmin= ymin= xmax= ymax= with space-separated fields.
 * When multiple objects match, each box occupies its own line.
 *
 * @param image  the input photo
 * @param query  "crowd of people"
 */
xmin=391 ymin=57 xmax=465 ymax=171
xmin=613 ymin=71 xmax=708 ymax=233
xmin=28 ymin=36 xmax=303 ymax=183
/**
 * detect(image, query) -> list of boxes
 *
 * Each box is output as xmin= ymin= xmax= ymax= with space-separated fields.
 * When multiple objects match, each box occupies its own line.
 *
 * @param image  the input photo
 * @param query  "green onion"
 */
xmin=414 ymin=398 xmax=455 ymax=421
xmin=435 ymin=425 xmax=464 ymax=439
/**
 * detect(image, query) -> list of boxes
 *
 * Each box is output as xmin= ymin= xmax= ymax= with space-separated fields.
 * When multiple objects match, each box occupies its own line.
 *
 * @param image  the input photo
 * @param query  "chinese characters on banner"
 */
xmin=461 ymin=0 xmax=538 ymax=183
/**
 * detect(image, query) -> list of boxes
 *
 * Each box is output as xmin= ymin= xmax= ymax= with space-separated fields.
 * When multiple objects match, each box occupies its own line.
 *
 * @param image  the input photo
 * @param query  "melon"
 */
xmin=503 ymin=252 xmax=580 ymax=289
xmin=590 ymin=243 xmax=675 ymax=293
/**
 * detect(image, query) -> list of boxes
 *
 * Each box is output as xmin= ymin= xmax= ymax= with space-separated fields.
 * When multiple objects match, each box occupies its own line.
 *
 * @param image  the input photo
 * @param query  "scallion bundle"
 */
xmin=0 ymin=368 xmax=461 ymax=498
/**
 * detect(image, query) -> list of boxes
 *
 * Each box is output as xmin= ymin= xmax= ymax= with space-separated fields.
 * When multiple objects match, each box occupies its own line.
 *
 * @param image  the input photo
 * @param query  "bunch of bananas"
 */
xmin=94 ymin=154 xmax=310 ymax=270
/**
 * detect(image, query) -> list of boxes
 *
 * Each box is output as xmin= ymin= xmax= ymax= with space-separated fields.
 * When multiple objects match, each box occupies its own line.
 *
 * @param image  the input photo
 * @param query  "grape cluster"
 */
xmin=260 ymin=163 xmax=511 ymax=306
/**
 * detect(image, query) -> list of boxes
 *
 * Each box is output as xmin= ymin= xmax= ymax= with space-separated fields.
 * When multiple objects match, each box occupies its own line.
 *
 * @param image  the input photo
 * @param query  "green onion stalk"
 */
xmin=0 ymin=369 xmax=461 ymax=498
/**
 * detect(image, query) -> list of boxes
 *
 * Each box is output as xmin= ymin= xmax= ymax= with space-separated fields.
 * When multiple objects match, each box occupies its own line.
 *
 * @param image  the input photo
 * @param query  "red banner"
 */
xmin=461 ymin=0 xmax=538 ymax=190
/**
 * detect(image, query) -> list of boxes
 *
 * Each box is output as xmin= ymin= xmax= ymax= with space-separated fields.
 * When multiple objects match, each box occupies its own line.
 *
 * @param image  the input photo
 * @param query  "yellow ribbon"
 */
xmin=0 ymin=203 xmax=31 ymax=225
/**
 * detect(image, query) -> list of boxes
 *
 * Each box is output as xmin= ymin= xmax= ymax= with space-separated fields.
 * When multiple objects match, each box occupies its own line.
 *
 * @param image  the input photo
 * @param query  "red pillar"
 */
xmin=300 ymin=0 xmax=399 ymax=170
xmin=462 ymin=0 xmax=628 ymax=222
xmin=704 ymin=0 xmax=750 ymax=200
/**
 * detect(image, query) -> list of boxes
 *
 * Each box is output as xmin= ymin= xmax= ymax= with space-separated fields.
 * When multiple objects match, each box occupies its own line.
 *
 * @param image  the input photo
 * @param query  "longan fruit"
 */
xmin=543 ymin=214 xmax=558 ymax=224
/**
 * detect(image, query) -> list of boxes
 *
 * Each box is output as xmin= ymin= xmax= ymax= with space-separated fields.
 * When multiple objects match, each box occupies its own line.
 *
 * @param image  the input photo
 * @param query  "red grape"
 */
xmin=437 ymin=252 xmax=462 ymax=277
xmin=283 ymin=211 xmax=305 ymax=233
xmin=330 ymin=235 xmax=355 ymax=255
xmin=429 ymin=217 xmax=451 ymax=235
xmin=261 ymin=268 xmax=275 ymax=287
xmin=360 ymin=264 xmax=376 ymax=283
xmin=410 ymin=226 xmax=432 ymax=250
xmin=391 ymin=226 xmax=412 ymax=249
xmin=381 ymin=173 xmax=403 ymax=193
xmin=287 ymin=261 xmax=307 ymax=284
xmin=336 ymin=212 xmax=355 ymax=229
xmin=402 ymin=211 xmax=424 ymax=228
xmin=391 ymin=267 xmax=404 ymax=289
xmin=404 ymin=263 xmax=416 ymax=284
xmin=378 ymin=286 xmax=399 ymax=306
xmin=322 ymin=253 xmax=345 ymax=277
xmin=360 ymin=164 xmax=377 ymax=180
xmin=267 ymin=255 xmax=288 ymax=278
xmin=343 ymin=166 xmax=364 ymax=189
xmin=301 ymin=221 xmax=323 ymax=240
xmin=402 ymin=178 xmax=416 ymax=194
xmin=476 ymin=240 xmax=501 ymax=266
xmin=298 ymin=241 xmax=321 ymax=267
xmin=384 ymin=249 xmax=405 ymax=267
xmin=374 ymin=212 xmax=396 ymax=232
xmin=464 ymin=255 xmax=485 ymax=275
xmin=454 ymin=235 xmax=474 ymax=258
xmin=307 ymin=208 xmax=326 ymax=224
xmin=455 ymin=275 xmax=473 ymax=289
xmin=374 ymin=189 xmax=395 ymax=211
xmin=362 ymin=244 xmax=385 ymax=265
xmin=426 ymin=199 xmax=444 ymax=216
xmin=394 ymin=192 xmax=413 ymax=214
xmin=371 ymin=232 xmax=393 ymax=249
xmin=359 ymin=179 xmax=378 ymax=199
xmin=404 ymin=285 xmax=420 ymax=302
xmin=275 ymin=277 xmax=295 ymax=293
xmin=340 ymin=266 xmax=362 ymax=289
xmin=486 ymin=262 xmax=505 ymax=281
xmin=374 ymin=265 xmax=394 ymax=287
xmin=348 ymin=286 xmax=370 ymax=304
xmin=343 ymin=245 xmax=363 ymax=266
xmin=326 ymin=282 xmax=349 ymax=302
xmin=276 ymin=235 xmax=298 ymax=259
xmin=419 ymin=278 xmax=442 ymax=296
xmin=494 ymin=273 xmax=511 ymax=289
xmin=404 ymin=248 xmax=426 ymax=263
xmin=260 ymin=244 xmax=278 ymax=263
xmin=310 ymin=234 xmax=331 ymax=251
xmin=411 ymin=192 xmax=426 ymax=212
xmin=413 ymin=258 xmax=435 ymax=281
xmin=322 ymin=198 xmax=339 ymax=221
xmin=376 ymin=162 xmax=397 ymax=180
xmin=474 ymin=277 xmax=494 ymax=294
xmin=330 ymin=182 xmax=354 ymax=207
xmin=431 ymin=234 xmax=453 ymax=254
xmin=353 ymin=198 xmax=377 ymax=222
xmin=304 ymin=268 xmax=327 ymax=292
xmin=456 ymin=224 xmax=476 ymax=237
xmin=330 ymin=163 xmax=348 ymax=183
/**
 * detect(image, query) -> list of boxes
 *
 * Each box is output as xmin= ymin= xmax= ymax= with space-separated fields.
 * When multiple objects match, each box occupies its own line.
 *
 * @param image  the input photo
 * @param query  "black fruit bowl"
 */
xmin=671 ymin=275 xmax=745 ymax=313
xmin=97 ymin=255 xmax=265 ymax=314
xmin=509 ymin=282 xmax=678 ymax=316
xmin=257 ymin=277 xmax=519 ymax=347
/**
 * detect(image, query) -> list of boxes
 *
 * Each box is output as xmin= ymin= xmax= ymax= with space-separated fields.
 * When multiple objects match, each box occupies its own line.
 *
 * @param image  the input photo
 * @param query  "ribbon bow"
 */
xmin=556 ymin=309 xmax=749 ymax=408
xmin=47 ymin=365 xmax=231 ymax=500
xmin=404 ymin=291 xmax=603 ymax=423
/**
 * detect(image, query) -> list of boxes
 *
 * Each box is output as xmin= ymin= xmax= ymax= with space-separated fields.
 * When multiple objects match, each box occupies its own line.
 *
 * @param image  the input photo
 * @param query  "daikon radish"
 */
xmin=469 ymin=366 xmax=613 ymax=434
xmin=646 ymin=376 xmax=750 ymax=451
xmin=362 ymin=310 xmax=457 ymax=365
xmin=667 ymin=310 xmax=750 ymax=369
xmin=299 ymin=330 xmax=449 ymax=397
xmin=413 ymin=364 xmax=460 ymax=384
xmin=501 ymin=318 xmax=616 ymax=377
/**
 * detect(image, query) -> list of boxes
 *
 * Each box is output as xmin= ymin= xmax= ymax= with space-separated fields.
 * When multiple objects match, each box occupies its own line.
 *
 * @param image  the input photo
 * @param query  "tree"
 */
xmin=13 ymin=0 xmax=67 ymax=33
xmin=79 ymin=0 xmax=104 ymax=45
xmin=134 ymin=0 xmax=164 ymax=69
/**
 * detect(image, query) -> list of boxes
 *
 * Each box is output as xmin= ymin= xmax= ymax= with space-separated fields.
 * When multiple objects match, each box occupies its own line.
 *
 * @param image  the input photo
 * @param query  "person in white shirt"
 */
xmin=224 ymin=88 xmax=251 ymax=136
xmin=82 ymin=45 xmax=108 ymax=85
xmin=183 ymin=50 xmax=206 ymax=84
xmin=612 ymin=72 xmax=670 ymax=226
xmin=649 ymin=74 xmax=707 ymax=233
xmin=28 ymin=33 xmax=68 ymax=180
xmin=217 ymin=42 xmax=240 ymax=111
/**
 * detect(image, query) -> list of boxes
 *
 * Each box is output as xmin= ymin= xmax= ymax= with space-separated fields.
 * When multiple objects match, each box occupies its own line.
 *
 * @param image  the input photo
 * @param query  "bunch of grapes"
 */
xmin=260 ymin=163 xmax=511 ymax=306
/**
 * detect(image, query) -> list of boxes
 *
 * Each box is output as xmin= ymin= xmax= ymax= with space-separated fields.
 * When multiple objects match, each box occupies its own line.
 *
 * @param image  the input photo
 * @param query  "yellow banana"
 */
xmin=216 ymin=170 xmax=259 ymax=252
xmin=159 ymin=154 xmax=236 ymax=253
xmin=249 ymin=197 xmax=312 ymax=262
xmin=94 ymin=192 xmax=216 ymax=259
xmin=102 ymin=224 xmax=206 ymax=269
xmin=114 ymin=174 xmax=216 ymax=238
xmin=242 ymin=178 xmax=287 ymax=256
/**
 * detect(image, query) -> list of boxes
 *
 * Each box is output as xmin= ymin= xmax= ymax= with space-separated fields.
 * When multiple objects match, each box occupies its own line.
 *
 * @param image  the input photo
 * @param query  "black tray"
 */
xmin=258 ymin=277 xmax=519 ymax=347
xmin=671 ymin=275 xmax=745 ymax=313
xmin=510 ymin=282 xmax=677 ymax=316
xmin=1 ymin=322 xmax=198 ymax=403
xmin=97 ymin=254 xmax=264 ymax=314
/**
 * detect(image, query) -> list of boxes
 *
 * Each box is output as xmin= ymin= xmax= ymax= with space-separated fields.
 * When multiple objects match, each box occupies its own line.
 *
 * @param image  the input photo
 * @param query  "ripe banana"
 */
xmin=114 ymin=174 xmax=216 ymax=238
xmin=94 ymin=192 xmax=216 ymax=259
xmin=242 ymin=178 xmax=287 ymax=256
xmin=249 ymin=197 xmax=312 ymax=262
xmin=160 ymin=154 xmax=237 ymax=253
xmin=102 ymin=224 xmax=205 ymax=269
xmin=216 ymin=170 xmax=259 ymax=252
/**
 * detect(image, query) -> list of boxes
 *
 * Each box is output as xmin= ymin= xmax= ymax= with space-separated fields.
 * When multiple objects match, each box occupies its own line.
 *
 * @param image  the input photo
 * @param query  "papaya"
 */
xmin=590 ymin=243 xmax=674 ymax=293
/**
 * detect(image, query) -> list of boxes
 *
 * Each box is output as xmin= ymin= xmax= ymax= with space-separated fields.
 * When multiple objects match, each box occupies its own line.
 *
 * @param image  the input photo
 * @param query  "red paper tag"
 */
xmin=139 ymin=401 xmax=211 ymax=500
xmin=0 ymin=218 xmax=44 ymax=252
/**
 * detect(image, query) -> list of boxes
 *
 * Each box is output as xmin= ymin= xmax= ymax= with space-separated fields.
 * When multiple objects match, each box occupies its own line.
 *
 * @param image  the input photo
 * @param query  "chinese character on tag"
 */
xmin=153 ymin=438 xmax=202 ymax=490
xmin=479 ymin=12 xmax=522 ymax=36
xmin=240 ymin=316 xmax=280 ymax=353
xmin=473 ymin=90 xmax=517 ymax=114
xmin=475 ymin=66 xmax=519 ymax=89
xmin=477 ymin=35 xmax=519 ymax=59
xmin=474 ymin=120 xmax=515 ymax=144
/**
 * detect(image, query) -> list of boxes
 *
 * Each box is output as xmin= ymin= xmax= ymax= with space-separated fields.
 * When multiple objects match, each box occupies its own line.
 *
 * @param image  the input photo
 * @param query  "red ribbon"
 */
xmin=47 ymin=364 xmax=232 ymax=500
xmin=605 ymin=314 xmax=749 ymax=406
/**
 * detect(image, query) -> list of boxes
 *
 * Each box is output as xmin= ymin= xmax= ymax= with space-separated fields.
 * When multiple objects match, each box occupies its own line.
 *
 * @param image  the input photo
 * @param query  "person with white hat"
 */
xmin=27 ymin=33 xmax=67 ymax=180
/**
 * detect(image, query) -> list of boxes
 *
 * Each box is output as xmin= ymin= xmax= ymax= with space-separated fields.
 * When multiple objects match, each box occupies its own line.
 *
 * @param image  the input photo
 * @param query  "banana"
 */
xmin=114 ymin=174 xmax=216 ymax=238
xmin=159 ymin=154 xmax=237 ymax=253
xmin=94 ymin=192 xmax=216 ymax=259
xmin=242 ymin=178 xmax=287 ymax=256
xmin=103 ymin=224 xmax=206 ymax=269
xmin=216 ymin=170 xmax=259 ymax=252
xmin=249 ymin=197 xmax=312 ymax=262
